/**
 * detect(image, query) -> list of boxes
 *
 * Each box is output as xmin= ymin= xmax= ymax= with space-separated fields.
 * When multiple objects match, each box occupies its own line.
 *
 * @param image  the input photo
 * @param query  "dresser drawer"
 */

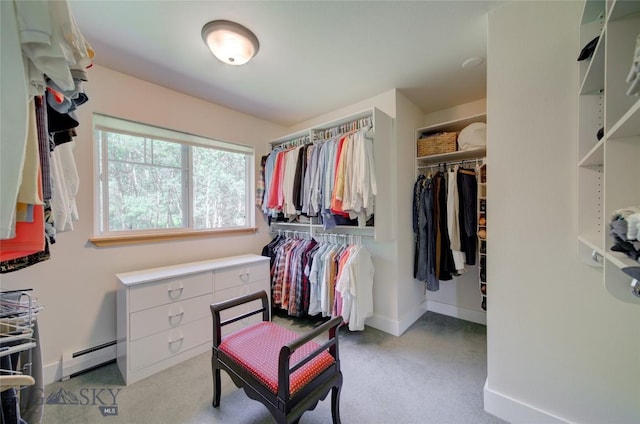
xmin=129 ymin=293 xmax=213 ymax=341
xmin=129 ymin=317 xmax=211 ymax=372
xmin=214 ymin=280 xmax=269 ymax=337
xmin=129 ymin=272 xmax=212 ymax=312
xmin=214 ymin=262 xmax=269 ymax=292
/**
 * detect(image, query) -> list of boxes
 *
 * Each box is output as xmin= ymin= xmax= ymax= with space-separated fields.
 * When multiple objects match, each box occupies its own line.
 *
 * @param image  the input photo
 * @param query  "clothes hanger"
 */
xmin=0 ymin=374 xmax=35 ymax=392
xmin=0 ymin=321 xmax=33 ymax=344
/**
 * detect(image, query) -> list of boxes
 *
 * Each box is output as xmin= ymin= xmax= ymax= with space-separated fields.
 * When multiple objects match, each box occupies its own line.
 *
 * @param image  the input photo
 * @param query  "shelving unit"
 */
xmin=267 ymin=108 xmax=393 ymax=241
xmin=478 ymin=161 xmax=487 ymax=311
xmin=1 ymin=291 xmax=40 ymax=395
xmin=415 ymin=112 xmax=487 ymax=174
xmin=577 ymin=0 xmax=640 ymax=304
xmin=415 ymin=113 xmax=488 ymax=318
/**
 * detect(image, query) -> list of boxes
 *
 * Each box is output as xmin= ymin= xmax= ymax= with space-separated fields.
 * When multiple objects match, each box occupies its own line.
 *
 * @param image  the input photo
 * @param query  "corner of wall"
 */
xmin=423 ymin=98 xmax=487 ymax=128
xmin=484 ymin=381 xmax=569 ymax=424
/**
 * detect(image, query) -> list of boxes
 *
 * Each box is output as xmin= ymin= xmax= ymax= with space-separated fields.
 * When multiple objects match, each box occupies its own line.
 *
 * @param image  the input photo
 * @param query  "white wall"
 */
xmin=0 ymin=65 xmax=285 ymax=382
xmin=395 ymin=91 xmax=431 ymax=333
xmin=486 ymin=2 xmax=640 ymax=423
xmin=423 ymin=98 xmax=486 ymax=128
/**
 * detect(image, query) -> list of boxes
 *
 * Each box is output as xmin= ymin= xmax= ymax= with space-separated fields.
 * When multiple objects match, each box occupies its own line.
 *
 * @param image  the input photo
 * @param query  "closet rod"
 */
xmin=270 ymin=228 xmax=374 ymax=238
xmin=270 ymin=114 xmax=374 ymax=149
xmin=315 ymin=115 xmax=373 ymax=141
xmin=270 ymin=134 xmax=311 ymax=149
xmin=417 ymin=158 xmax=481 ymax=170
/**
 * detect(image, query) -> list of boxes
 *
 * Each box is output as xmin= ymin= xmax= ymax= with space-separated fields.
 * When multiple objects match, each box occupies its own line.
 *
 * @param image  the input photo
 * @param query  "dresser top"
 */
xmin=116 ymin=254 xmax=269 ymax=286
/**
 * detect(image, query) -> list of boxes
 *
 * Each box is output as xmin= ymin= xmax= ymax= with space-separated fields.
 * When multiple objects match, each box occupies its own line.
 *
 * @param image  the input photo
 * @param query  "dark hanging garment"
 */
xmin=292 ymin=145 xmax=307 ymax=211
xmin=417 ymin=177 xmax=439 ymax=291
xmin=457 ymin=168 xmax=478 ymax=265
xmin=433 ymin=172 xmax=455 ymax=281
xmin=412 ymin=174 xmax=426 ymax=278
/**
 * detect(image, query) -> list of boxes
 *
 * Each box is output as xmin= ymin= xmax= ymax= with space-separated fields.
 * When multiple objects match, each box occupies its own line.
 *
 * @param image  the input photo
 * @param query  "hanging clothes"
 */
xmin=1 ymin=0 xmax=92 ymax=277
xmin=433 ymin=171 xmax=456 ymax=281
xmin=447 ymin=166 xmax=466 ymax=273
xmin=416 ymin=175 xmax=439 ymax=290
xmin=260 ymin=125 xmax=376 ymax=229
xmin=413 ymin=165 xmax=478 ymax=291
xmin=262 ymin=233 xmax=374 ymax=330
xmin=457 ymin=168 xmax=478 ymax=265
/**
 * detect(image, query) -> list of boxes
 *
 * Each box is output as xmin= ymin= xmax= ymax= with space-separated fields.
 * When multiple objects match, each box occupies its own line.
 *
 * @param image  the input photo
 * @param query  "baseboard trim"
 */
xmin=44 ymin=360 xmax=62 ymax=386
xmin=398 ymin=299 xmax=428 ymax=335
xmin=484 ymin=380 xmax=572 ymax=423
xmin=427 ymin=300 xmax=487 ymax=325
xmin=365 ymin=300 xmax=429 ymax=337
xmin=365 ymin=314 xmax=401 ymax=336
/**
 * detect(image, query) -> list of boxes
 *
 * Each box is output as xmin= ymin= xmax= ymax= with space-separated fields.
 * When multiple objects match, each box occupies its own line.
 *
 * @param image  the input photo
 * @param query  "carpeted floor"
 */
xmin=42 ymin=311 xmax=506 ymax=424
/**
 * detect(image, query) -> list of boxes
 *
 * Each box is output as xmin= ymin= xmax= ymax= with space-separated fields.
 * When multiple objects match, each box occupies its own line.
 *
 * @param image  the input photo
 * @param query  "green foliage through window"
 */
xmin=94 ymin=115 xmax=254 ymax=235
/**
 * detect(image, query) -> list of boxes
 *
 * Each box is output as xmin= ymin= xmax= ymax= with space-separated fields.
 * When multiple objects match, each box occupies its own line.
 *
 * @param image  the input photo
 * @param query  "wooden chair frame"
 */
xmin=210 ymin=291 xmax=343 ymax=424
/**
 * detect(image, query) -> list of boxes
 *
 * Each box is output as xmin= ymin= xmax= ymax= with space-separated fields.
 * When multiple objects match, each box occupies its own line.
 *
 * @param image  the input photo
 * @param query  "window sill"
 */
xmin=89 ymin=228 xmax=258 ymax=247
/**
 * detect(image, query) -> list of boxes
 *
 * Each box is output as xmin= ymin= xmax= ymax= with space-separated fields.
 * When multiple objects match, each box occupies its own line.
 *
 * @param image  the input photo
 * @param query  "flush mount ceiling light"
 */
xmin=201 ymin=20 xmax=259 ymax=66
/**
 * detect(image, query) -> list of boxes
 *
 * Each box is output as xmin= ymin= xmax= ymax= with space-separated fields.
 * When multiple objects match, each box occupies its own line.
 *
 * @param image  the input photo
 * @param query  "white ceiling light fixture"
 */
xmin=201 ymin=20 xmax=260 ymax=66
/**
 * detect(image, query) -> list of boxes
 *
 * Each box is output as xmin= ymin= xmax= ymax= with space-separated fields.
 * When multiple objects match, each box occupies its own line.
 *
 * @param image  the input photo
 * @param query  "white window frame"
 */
xmin=92 ymin=113 xmax=255 ymax=241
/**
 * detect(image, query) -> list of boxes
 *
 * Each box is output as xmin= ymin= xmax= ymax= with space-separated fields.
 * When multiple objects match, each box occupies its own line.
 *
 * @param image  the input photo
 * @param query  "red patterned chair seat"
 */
xmin=210 ymin=291 xmax=343 ymax=424
xmin=219 ymin=321 xmax=336 ymax=395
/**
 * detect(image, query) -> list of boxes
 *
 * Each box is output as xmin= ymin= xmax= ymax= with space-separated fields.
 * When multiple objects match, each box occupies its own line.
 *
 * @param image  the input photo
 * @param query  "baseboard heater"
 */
xmin=61 ymin=340 xmax=117 ymax=381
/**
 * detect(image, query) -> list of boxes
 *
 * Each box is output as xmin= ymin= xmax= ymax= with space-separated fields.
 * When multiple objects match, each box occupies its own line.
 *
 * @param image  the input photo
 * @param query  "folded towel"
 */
xmin=627 ymin=212 xmax=640 ymax=241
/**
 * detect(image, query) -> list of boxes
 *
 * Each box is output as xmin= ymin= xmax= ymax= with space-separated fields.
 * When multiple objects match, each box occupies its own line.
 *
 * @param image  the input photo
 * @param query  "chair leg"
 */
xmin=212 ymin=355 xmax=221 ymax=407
xmin=331 ymin=383 xmax=342 ymax=424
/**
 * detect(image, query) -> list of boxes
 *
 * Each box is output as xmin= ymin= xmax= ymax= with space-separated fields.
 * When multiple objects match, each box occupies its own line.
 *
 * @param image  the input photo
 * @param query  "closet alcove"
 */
xmin=414 ymin=112 xmax=488 ymax=324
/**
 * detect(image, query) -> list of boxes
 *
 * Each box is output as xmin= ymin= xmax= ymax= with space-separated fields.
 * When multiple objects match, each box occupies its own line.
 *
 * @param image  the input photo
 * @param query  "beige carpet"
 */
xmin=42 ymin=311 xmax=506 ymax=424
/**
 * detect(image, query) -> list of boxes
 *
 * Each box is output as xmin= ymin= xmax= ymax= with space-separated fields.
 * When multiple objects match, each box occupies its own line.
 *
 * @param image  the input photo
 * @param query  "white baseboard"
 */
xmin=484 ymin=379 xmax=572 ymax=423
xmin=427 ymin=300 xmax=487 ymax=325
xmin=398 ymin=299 xmax=429 ymax=335
xmin=61 ymin=344 xmax=117 ymax=381
xmin=365 ymin=313 xmax=401 ymax=336
xmin=365 ymin=300 xmax=428 ymax=336
xmin=44 ymin=360 xmax=62 ymax=385
xmin=44 ymin=344 xmax=117 ymax=385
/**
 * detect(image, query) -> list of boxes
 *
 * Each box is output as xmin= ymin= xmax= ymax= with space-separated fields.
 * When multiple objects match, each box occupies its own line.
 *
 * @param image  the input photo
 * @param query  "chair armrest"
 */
xmin=210 ymin=290 xmax=270 ymax=346
xmin=277 ymin=316 xmax=343 ymax=399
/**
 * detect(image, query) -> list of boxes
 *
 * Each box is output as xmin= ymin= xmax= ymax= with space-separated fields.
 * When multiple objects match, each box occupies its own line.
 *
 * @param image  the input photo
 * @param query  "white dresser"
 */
xmin=116 ymin=254 xmax=270 ymax=385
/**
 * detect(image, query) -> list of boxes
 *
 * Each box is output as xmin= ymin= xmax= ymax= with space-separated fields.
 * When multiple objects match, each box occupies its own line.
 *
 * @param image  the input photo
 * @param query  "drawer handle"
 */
xmin=168 ymin=336 xmax=184 ymax=353
xmin=168 ymin=311 xmax=185 ymax=323
xmin=168 ymin=311 xmax=185 ymax=319
xmin=239 ymin=271 xmax=250 ymax=282
xmin=167 ymin=286 xmax=184 ymax=298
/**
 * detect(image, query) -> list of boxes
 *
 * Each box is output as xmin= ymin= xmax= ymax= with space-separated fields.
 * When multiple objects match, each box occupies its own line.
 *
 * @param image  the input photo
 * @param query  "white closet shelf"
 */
xmin=607 ymin=99 xmax=640 ymax=140
xmin=604 ymin=256 xmax=640 ymax=305
xmin=578 ymin=138 xmax=605 ymax=166
xmin=578 ymin=233 xmax=604 ymax=254
xmin=270 ymin=222 xmax=374 ymax=237
xmin=417 ymin=148 xmax=486 ymax=165
xmin=579 ymin=30 xmax=606 ymax=95
xmin=577 ymin=0 xmax=640 ymax=302
xmin=417 ymin=113 xmax=486 ymax=134
xmin=606 ymin=249 xmax=639 ymax=269
xmin=581 ymin=0 xmax=604 ymax=24
xmin=607 ymin=0 xmax=640 ymax=22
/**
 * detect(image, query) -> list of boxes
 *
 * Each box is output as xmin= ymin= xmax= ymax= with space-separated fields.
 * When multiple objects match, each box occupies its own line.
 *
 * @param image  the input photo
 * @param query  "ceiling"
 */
xmin=69 ymin=1 xmax=505 ymax=127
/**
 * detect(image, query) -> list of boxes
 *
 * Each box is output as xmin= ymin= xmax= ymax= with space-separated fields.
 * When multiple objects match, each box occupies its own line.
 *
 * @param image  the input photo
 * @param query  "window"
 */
xmin=93 ymin=114 xmax=255 ymax=239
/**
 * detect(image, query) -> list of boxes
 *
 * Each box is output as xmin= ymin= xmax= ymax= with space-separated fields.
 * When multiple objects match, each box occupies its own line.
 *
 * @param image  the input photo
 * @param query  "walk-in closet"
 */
xmin=414 ymin=114 xmax=488 ymax=323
